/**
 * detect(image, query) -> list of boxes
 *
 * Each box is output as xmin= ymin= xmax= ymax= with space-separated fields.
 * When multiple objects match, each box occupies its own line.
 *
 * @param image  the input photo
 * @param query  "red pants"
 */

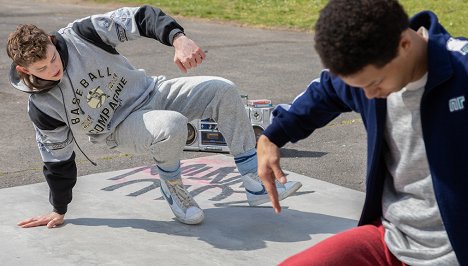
xmin=280 ymin=222 xmax=406 ymax=266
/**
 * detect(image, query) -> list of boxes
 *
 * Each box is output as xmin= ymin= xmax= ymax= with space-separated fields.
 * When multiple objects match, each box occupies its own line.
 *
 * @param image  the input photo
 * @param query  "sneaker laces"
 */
xmin=166 ymin=179 xmax=197 ymax=209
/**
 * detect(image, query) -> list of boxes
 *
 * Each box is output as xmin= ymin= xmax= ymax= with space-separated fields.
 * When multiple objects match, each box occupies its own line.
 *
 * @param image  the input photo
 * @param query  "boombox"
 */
xmin=184 ymin=97 xmax=274 ymax=153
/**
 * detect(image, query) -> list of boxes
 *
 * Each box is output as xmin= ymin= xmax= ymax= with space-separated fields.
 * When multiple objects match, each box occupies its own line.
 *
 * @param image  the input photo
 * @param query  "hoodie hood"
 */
xmin=9 ymin=32 xmax=69 ymax=94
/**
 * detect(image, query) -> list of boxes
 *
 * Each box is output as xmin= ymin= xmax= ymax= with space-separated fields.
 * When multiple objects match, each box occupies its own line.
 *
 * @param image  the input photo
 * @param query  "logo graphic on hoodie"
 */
xmin=71 ymin=67 xmax=128 ymax=133
xmin=87 ymin=86 xmax=108 ymax=108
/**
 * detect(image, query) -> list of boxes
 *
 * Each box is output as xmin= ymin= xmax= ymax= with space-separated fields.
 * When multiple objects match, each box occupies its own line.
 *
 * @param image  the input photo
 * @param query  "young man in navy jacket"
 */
xmin=258 ymin=0 xmax=467 ymax=265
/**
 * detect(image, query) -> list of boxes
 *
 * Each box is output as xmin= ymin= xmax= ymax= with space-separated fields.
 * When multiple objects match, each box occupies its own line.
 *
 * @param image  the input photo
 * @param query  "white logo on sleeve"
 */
xmin=449 ymin=96 xmax=465 ymax=112
xmin=447 ymin=38 xmax=468 ymax=55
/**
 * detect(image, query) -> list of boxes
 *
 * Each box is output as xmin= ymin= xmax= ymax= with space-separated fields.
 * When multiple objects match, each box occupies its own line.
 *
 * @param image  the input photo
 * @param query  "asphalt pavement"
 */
xmin=0 ymin=0 xmax=366 ymax=191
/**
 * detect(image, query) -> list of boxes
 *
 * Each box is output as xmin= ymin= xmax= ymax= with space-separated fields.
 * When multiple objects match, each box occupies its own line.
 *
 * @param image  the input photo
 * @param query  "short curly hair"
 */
xmin=6 ymin=24 xmax=59 ymax=92
xmin=7 ymin=24 xmax=50 ymax=67
xmin=314 ymin=0 xmax=409 ymax=76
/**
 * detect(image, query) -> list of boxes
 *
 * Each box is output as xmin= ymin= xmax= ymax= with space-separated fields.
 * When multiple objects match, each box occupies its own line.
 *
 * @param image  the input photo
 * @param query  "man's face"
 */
xmin=22 ymin=44 xmax=63 ymax=81
xmin=340 ymin=52 xmax=412 ymax=99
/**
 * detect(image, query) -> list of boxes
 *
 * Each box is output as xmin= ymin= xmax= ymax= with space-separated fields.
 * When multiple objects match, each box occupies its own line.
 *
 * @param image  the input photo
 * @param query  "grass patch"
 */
xmin=94 ymin=0 xmax=467 ymax=35
xmin=401 ymin=0 xmax=468 ymax=37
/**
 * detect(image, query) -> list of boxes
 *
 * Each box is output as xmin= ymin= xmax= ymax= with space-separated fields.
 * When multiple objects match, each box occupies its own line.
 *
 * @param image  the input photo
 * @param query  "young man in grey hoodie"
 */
xmin=7 ymin=5 xmax=302 ymax=227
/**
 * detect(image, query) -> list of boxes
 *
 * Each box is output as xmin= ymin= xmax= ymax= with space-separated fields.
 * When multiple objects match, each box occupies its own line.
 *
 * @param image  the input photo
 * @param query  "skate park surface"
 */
xmin=0 ymin=154 xmax=364 ymax=265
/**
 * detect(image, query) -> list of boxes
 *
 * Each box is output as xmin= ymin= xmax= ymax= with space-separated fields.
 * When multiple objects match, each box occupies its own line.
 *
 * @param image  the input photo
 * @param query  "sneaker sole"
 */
xmin=248 ymin=182 xmax=303 ymax=206
xmin=176 ymin=212 xmax=205 ymax=225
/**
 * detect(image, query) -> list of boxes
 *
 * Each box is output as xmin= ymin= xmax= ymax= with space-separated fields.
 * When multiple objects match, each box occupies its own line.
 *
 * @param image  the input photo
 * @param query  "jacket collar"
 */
xmin=53 ymin=32 xmax=69 ymax=71
xmin=410 ymin=11 xmax=453 ymax=93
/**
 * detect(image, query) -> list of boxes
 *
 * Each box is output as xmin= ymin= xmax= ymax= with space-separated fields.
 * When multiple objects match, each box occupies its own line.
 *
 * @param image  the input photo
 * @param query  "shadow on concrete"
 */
xmin=212 ymin=190 xmax=315 ymax=207
xmin=66 ymin=207 xmax=356 ymax=251
xmin=280 ymin=148 xmax=327 ymax=158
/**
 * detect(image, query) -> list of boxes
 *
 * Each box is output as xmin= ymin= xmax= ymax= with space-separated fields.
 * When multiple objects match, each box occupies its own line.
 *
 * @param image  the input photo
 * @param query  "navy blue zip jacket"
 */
xmin=264 ymin=11 xmax=468 ymax=264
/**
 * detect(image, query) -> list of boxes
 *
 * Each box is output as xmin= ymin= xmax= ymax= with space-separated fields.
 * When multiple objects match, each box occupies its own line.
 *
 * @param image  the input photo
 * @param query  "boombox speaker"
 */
xmin=184 ymin=100 xmax=273 ymax=153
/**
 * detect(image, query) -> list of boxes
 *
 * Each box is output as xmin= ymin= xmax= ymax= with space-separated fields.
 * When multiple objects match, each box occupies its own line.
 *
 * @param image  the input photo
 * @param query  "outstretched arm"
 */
xmin=259 ymin=71 xmax=360 ymax=212
xmin=71 ymin=5 xmax=205 ymax=72
xmin=71 ymin=6 xmax=184 ymax=46
xmin=19 ymin=101 xmax=77 ymax=229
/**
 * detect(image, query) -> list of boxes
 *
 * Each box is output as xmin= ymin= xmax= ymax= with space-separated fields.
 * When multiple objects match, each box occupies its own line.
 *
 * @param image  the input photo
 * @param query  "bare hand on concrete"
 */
xmin=17 ymin=212 xmax=65 ymax=229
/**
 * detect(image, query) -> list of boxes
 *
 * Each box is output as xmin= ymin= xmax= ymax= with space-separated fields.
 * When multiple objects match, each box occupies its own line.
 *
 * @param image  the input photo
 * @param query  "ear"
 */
xmin=399 ymin=30 xmax=412 ymax=54
xmin=16 ymin=65 xmax=30 ymax=75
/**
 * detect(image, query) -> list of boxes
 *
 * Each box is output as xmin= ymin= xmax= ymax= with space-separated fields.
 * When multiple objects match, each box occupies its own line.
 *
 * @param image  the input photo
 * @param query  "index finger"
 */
xmin=17 ymin=217 xmax=36 ymax=226
xmin=19 ymin=219 xmax=48 ymax=228
xmin=263 ymin=179 xmax=281 ymax=213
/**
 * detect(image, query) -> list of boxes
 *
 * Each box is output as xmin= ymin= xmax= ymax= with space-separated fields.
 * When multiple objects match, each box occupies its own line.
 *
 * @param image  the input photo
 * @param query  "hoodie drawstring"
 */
xmin=58 ymin=71 xmax=97 ymax=166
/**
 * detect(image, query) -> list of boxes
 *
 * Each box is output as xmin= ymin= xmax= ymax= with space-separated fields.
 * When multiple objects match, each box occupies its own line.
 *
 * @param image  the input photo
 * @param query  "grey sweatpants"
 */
xmin=110 ymin=76 xmax=256 ymax=169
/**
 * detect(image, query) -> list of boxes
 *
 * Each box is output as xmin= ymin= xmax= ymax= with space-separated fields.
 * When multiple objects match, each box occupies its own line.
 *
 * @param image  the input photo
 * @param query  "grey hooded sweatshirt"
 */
xmin=9 ymin=6 xmax=184 ymax=214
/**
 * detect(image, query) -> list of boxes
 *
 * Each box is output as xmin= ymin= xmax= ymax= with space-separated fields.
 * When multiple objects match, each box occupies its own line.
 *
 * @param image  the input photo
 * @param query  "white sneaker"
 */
xmin=241 ymin=173 xmax=302 ymax=206
xmin=160 ymin=178 xmax=204 ymax=225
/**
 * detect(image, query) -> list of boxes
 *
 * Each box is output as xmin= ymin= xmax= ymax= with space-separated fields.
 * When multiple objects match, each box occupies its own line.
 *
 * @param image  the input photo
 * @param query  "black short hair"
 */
xmin=314 ymin=0 xmax=409 ymax=76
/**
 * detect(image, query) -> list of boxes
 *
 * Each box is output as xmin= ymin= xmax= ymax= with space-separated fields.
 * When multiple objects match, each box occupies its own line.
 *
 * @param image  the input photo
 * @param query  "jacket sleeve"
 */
xmin=29 ymin=100 xmax=77 ymax=215
xmin=264 ymin=70 xmax=362 ymax=147
xmin=70 ymin=5 xmax=184 ymax=53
